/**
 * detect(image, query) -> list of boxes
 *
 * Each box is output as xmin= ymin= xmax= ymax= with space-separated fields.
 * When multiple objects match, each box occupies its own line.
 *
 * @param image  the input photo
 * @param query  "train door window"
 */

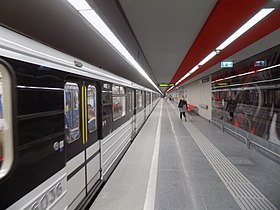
xmin=64 ymin=82 xmax=80 ymax=143
xmin=112 ymin=85 xmax=126 ymax=120
xmin=146 ymin=92 xmax=151 ymax=105
xmin=0 ymin=64 xmax=13 ymax=179
xmin=87 ymin=85 xmax=97 ymax=132
xmin=127 ymin=89 xmax=133 ymax=113
xmin=132 ymin=90 xmax=135 ymax=111
xmin=136 ymin=90 xmax=143 ymax=108
xmin=275 ymin=90 xmax=280 ymax=108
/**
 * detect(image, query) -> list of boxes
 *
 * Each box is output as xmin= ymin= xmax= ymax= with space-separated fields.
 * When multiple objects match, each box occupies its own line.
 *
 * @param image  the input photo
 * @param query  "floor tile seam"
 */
xmin=266 ymin=173 xmax=280 ymax=185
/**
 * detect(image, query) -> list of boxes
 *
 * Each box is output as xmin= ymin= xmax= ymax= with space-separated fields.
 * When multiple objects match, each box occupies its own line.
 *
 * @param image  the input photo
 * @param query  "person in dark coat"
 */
xmin=226 ymin=97 xmax=237 ymax=122
xmin=178 ymin=96 xmax=187 ymax=121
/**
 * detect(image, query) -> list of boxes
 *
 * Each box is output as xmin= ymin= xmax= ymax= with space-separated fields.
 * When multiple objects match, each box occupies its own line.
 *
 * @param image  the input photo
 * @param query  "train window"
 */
xmin=146 ymin=92 xmax=151 ymax=105
xmin=136 ymin=90 xmax=143 ymax=108
xmin=87 ymin=85 xmax=97 ymax=133
xmin=127 ymin=90 xmax=132 ymax=112
xmin=112 ymin=85 xmax=126 ymax=120
xmin=64 ymin=82 xmax=80 ymax=143
xmin=0 ymin=64 xmax=13 ymax=179
xmin=131 ymin=90 xmax=135 ymax=111
xmin=102 ymin=92 xmax=112 ymax=104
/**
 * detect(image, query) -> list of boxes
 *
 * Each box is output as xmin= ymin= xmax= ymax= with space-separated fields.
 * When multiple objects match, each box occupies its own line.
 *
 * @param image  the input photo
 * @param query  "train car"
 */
xmin=0 ymin=26 xmax=160 ymax=210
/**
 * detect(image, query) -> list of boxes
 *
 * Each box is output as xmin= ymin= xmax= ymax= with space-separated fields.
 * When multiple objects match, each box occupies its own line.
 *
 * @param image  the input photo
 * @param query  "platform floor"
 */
xmin=90 ymin=100 xmax=280 ymax=210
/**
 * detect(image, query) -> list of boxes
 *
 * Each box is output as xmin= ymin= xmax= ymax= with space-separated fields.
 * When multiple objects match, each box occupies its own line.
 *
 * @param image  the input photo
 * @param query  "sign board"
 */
xmin=158 ymin=83 xmax=175 ymax=87
xmin=221 ymin=61 xmax=233 ymax=68
xmin=254 ymin=60 xmax=267 ymax=67
xmin=201 ymin=77 xmax=209 ymax=83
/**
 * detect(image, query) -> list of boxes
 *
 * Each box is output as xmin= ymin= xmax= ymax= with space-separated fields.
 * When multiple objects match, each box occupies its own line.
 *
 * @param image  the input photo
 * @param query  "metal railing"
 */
xmin=209 ymin=119 xmax=280 ymax=159
xmin=248 ymin=140 xmax=280 ymax=158
xmin=209 ymin=119 xmax=223 ymax=130
xmin=223 ymin=126 xmax=249 ymax=146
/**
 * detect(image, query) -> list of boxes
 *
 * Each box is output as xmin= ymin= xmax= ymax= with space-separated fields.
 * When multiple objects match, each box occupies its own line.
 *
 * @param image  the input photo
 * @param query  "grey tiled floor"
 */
xmin=90 ymin=100 xmax=280 ymax=210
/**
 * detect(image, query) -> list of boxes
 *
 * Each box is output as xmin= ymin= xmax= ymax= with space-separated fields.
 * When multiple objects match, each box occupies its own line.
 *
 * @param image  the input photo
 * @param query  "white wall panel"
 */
xmin=182 ymin=76 xmax=212 ymax=120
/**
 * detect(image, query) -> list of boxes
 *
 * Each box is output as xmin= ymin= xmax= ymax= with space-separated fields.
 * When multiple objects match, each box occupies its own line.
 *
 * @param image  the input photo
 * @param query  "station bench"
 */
xmin=187 ymin=104 xmax=198 ymax=113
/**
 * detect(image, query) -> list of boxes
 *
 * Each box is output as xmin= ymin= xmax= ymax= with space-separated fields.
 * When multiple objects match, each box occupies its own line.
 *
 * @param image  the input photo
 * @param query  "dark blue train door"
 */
xmin=64 ymin=81 xmax=101 ymax=209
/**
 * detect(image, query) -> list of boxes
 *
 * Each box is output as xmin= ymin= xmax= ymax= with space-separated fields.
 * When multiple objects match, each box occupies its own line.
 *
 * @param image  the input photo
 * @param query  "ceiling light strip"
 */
xmin=257 ymin=63 xmax=280 ymax=72
xmin=212 ymin=64 xmax=280 ymax=83
xmin=67 ymin=0 xmax=162 ymax=93
xmin=216 ymin=8 xmax=274 ymax=50
xmin=198 ymin=51 xmax=217 ymax=66
xmin=173 ymin=8 xmax=274 ymax=91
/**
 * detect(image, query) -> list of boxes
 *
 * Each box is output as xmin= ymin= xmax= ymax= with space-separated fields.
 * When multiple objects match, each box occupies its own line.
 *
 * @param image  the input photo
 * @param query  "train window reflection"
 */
xmin=0 ymin=64 xmax=13 ymax=179
xmin=146 ymin=92 xmax=151 ymax=105
xmin=87 ymin=85 xmax=97 ymax=133
xmin=64 ymin=82 xmax=80 ymax=143
xmin=136 ymin=90 xmax=143 ymax=108
xmin=112 ymin=85 xmax=126 ymax=121
xmin=127 ymin=90 xmax=132 ymax=113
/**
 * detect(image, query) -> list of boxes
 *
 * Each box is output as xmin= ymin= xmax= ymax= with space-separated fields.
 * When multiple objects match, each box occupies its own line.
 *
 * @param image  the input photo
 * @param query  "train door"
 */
xmin=84 ymin=82 xmax=101 ymax=196
xmin=132 ymin=89 xmax=136 ymax=138
xmin=64 ymin=80 xmax=101 ymax=209
xmin=144 ymin=91 xmax=147 ymax=121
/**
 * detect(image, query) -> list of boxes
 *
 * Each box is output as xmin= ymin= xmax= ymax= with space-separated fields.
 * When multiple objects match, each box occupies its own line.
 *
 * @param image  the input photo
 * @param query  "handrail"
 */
xmin=209 ymin=119 xmax=280 ymax=159
xmin=209 ymin=119 xmax=223 ymax=130
xmin=223 ymin=126 xmax=248 ymax=145
xmin=248 ymin=140 xmax=280 ymax=159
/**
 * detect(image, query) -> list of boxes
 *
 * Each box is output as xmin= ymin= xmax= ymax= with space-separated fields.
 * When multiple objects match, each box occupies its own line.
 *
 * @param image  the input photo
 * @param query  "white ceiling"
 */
xmin=119 ymin=0 xmax=217 ymax=83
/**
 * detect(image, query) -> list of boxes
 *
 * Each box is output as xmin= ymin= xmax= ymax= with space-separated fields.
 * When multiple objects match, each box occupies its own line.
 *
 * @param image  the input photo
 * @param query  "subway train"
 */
xmin=0 ymin=26 xmax=160 ymax=210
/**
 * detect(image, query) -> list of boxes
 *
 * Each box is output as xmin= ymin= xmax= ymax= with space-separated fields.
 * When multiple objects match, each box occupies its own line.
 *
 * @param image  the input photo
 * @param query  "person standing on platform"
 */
xmin=178 ymin=95 xmax=187 ymax=121
xmin=226 ymin=96 xmax=237 ymax=122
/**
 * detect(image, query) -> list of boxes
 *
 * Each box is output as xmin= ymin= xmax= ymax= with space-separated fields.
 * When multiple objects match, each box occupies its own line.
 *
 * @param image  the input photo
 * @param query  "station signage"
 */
xmin=158 ymin=83 xmax=175 ymax=87
xmin=201 ymin=77 xmax=209 ymax=83
xmin=254 ymin=60 xmax=267 ymax=67
xmin=221 ymin=61 xmax=233 ymax=68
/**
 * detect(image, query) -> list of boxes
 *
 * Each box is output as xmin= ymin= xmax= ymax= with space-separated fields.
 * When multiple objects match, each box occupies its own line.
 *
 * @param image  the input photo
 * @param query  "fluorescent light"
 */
xmin=237 ymin=71 xmax=255 ymax=77
xmin=175 ymin=65 xmax=199 ymax=86
xmin=68 ymin=0 xmax=162 ymax=93
xmin=198 ymin=51 xmax=217 ymax=66
xmin=167 ymin=86 xmax=175 ymax=92
xmin=216 ymin=8 xmax=274 ymax=50
xmin=189 ymin=65 xmax=199 ymax=74
xmin=212 ymin=70 xmax=257 ymax=83
xmin=174 ymin=8 xmax=275 ymax=88
xmin=224 ymin=75 xmax=237 ymax=80
xmin=211 ymin=78 xmax=224 ymax=83
xmin=67 ymin=0 xmax=91 ymax=10
xmin=257 ymin=63 xmax=280 ymax=72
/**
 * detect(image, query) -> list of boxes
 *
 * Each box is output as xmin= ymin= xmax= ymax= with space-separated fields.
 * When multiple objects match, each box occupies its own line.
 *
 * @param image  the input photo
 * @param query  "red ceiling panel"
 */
xmin=188 ymin=8 xmax=280 ymax=83
xmin=169 ymin=0 xmax=273 ymax=90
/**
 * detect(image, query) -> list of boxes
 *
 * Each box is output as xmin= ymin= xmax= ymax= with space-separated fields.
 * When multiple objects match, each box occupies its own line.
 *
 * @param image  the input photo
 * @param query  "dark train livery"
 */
xmin=0 ymin=26 xmax=160 ymax=210
xmin=212 ymin=44 xmax=280 ymax=148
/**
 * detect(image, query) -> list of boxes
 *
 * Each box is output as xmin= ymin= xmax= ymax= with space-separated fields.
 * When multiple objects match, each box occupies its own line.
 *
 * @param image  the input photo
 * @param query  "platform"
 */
xmin=90 ymin=100 xmax=280 ymax=210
